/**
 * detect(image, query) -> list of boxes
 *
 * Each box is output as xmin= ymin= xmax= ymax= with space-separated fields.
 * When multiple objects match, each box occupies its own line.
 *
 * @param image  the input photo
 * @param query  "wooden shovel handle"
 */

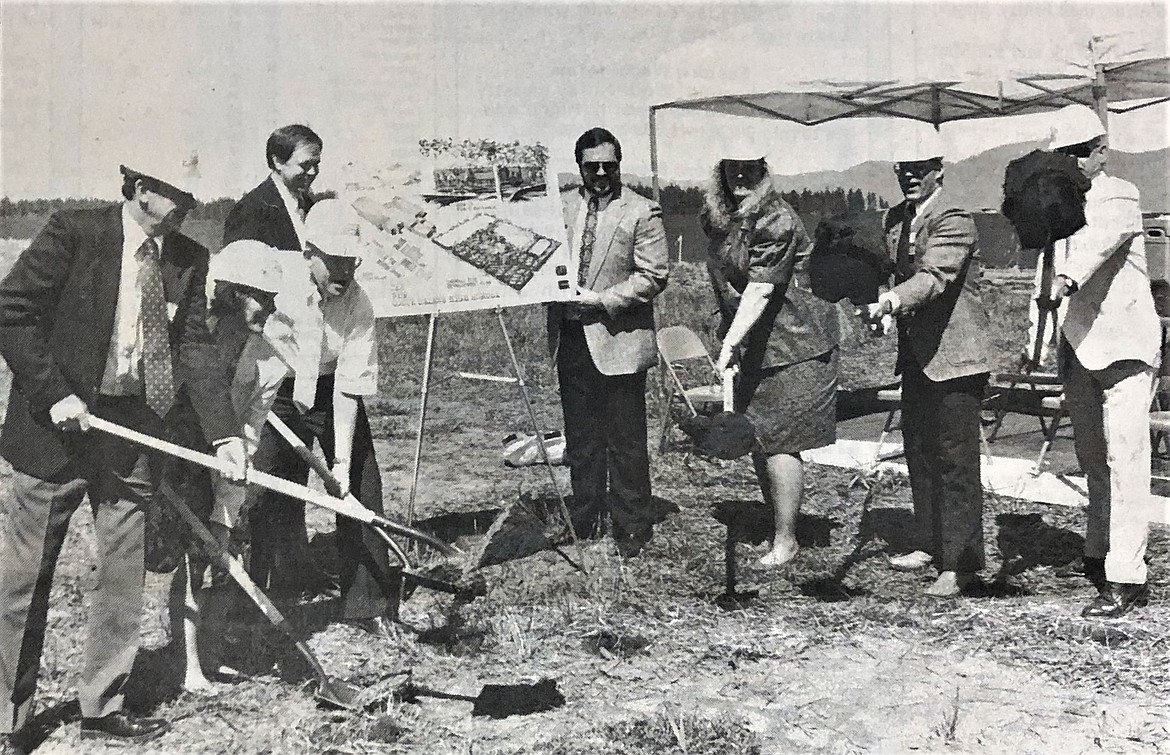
xmin=722 ymin=367 xmax=737 ymax=413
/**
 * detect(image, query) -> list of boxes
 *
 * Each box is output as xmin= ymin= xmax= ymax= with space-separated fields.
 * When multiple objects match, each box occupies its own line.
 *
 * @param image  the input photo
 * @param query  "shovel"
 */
xmin=678 ymin=367 xmax=757 ymax=460
xmin=152 ymin=475 xmax=365 ymax=709
xmin=392 ymin=675 xmax=565 ymax=719
xmin=88 ymin=416 xmax=457 ymax=556
xmin=265 ymin=413 xmax=485 ymax=600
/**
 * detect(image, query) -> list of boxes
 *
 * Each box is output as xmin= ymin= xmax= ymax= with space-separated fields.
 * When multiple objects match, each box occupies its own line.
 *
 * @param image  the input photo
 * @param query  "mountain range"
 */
xmin=599 ymin=142 xmax=1170 ymax=214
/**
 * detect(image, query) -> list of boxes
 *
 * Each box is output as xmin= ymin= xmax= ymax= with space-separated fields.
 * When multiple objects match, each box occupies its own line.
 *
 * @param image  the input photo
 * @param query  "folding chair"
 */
xmin=656 ymin=325 xmax=722 ymax=451
xmin=1032 ymin=393 xmax=1067 ymax=474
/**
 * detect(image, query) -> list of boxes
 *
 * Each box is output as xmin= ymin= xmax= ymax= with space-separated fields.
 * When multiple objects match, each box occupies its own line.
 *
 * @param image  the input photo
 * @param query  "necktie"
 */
xmin=138 ymin=238 xmax=174 ymax=417
xmin=296 ymin=192 xmax=310 ymax=221
xmin=577 ymin=196 xmax=600 ymax=287
xmin=894 ymin=203 xmax=916 ymax=283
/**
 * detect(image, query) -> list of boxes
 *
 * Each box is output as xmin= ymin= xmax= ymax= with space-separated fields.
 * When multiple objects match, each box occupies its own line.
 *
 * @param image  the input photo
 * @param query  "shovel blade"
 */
xmin=470 ymin=679 xmax=565 ymax=719
xmin=315 ymin=676 xmax=366 ymax=711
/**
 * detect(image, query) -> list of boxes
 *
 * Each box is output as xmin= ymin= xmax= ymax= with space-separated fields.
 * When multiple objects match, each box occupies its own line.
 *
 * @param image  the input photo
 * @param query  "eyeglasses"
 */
xmin=582 ymin=161 xmax=619 ymax=173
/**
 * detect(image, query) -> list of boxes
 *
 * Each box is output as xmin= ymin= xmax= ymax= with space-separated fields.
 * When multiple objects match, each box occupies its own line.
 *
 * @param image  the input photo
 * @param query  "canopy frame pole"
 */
xmin=1093 ymin=62 xmax=1109 ymax=130
xmin=649 ymin=106 xmax=661 ymax=203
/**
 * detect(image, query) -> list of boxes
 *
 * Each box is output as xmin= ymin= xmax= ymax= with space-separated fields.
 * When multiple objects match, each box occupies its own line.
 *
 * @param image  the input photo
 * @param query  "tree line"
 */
xmin=645 ymin=184 xmax=888 ymax=217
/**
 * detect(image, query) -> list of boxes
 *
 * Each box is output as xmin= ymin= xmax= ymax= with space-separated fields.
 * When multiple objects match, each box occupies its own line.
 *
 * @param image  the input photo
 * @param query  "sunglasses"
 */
xmin=582 ymin=161 xmax=619 ymax=172
xmin=895 ymin=161 xmax=941 ymax=177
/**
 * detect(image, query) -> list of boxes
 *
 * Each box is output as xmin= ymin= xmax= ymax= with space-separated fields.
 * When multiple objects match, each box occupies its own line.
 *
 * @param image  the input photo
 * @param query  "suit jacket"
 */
xmin=547 ymin=186 xmax=669 ymax=376
xmin=1056 ymin=173 xmax=1159 ymax=371
xmin=223 ymin=175 xmax=310 ymax=251
xmin=884 ymin=189 xmax=993 ymax=382
xmin=0 ymin=205 xmax=237 ymax=479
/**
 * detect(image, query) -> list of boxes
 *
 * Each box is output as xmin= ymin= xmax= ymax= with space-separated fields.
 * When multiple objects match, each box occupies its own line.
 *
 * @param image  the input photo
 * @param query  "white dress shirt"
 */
xmin=262 ymin=256 xmax=379 ymax=402
xmin=271 ymin=172 xmax=309 ymax=251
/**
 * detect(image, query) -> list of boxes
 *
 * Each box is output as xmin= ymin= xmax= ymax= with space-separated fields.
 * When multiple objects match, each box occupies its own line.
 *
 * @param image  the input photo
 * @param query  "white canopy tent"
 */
xmin=648 ymin=4 xmax=1169 ymax=197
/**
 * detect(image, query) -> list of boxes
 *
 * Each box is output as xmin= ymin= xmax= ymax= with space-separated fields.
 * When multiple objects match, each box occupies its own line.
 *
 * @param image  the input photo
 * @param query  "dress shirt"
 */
xmin=263 ymin=257 xmax=379 ymax=400
xmin=99 ymin=205 xmax=166 ymax=395
xmin=271 ymin=173 xmax=309 ymax=250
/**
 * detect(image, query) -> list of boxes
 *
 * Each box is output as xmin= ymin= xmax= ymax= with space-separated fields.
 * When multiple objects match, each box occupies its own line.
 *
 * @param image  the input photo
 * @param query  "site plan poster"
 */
xmin=338 ymin=138 xmax=573 ymax=317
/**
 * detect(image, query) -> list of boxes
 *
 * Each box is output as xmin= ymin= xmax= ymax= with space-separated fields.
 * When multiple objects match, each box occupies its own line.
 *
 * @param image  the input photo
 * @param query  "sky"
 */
xmin=1 ymin=0 xmax=1167 ymax=201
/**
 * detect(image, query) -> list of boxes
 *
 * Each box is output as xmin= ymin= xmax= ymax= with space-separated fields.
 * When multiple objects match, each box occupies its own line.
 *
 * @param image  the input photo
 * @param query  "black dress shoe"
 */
xmin=346 ymin=615 xmax=397 ymax=641
xmin=80 ymin=713 xmax=170 ymax=743
xmin=1081 ymin=581 xmax=1149 ymax=619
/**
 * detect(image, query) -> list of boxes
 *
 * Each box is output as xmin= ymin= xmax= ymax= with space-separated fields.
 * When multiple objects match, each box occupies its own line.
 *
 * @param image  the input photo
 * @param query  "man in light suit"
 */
xmin=862 ymin=132 xmax=994 ymax=597
xmin=223 ymin=124 xmax=334 ymax=597
xmin=1041 ymin=104 xmax=1160 ymax=619
xmin=0 ymin=159 xmax=245 ymax=752
xmin=548 ymin=128 xmax=669 ymax=557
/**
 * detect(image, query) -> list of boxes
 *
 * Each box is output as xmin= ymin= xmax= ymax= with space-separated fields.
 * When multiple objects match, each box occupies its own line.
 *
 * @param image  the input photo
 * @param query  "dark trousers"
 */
xmin=0 ymin=396 xmax=162 ymax=731
xmin=556 ymin=321 xmax=653 ymax=541
xmin=900 ymin=365 xmax=988 ymax=572
xmin=249 ymin=375 xmax=392 ymax=619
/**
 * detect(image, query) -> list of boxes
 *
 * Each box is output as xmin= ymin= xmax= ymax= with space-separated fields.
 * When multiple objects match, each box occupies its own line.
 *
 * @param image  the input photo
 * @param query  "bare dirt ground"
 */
xmin=6 ymin=367 xmax=1170 ymax=755
xmin=0 ymin=261 xmax=1165 ymax=754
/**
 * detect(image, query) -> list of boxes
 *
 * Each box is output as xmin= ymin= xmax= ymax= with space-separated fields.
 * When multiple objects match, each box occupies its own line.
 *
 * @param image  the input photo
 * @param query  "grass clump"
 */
xmin=541 ymin=709 xmax=761 ymax=755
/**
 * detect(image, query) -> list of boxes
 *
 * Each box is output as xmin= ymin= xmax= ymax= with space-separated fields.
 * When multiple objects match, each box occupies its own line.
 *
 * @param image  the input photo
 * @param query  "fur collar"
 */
xmin=701 ymin=162 xmax=780 ymax=233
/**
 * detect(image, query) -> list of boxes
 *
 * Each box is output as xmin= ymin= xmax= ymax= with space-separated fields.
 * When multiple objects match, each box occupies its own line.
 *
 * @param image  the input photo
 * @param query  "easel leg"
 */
xmin=496 ymin=309 xmax=587 ymax=573
xmin=407 ymin=313 xmax=438 ymax=526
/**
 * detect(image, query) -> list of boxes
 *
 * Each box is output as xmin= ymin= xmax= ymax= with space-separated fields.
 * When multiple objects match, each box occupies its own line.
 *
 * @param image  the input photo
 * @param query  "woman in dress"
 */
xmin=701 ymin=152 xmax=840 ymax=567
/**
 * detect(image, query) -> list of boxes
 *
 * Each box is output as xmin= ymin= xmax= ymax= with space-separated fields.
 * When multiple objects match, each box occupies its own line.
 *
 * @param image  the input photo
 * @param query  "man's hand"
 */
xmin=569 ymin=287 xmax=605 ymax=316
xmin=49 ymin=394 xmax=90 ymax=432
xmin=1051 ymin=275 xmax=1077 ymax=305
xmin=215 ymin=437 xmax=248 ymax=483
xmin=858 ymin=295 xmax=896 ymax=337
xmin=330 ymin=459 xmax=351 ymax=497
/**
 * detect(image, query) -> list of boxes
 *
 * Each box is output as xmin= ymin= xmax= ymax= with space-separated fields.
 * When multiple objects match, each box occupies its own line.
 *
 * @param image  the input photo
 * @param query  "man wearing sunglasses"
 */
xmin=861 ymin=132 xmax=993 ymax=598
xmin=547 ymin=127 xmax=669 ymax=558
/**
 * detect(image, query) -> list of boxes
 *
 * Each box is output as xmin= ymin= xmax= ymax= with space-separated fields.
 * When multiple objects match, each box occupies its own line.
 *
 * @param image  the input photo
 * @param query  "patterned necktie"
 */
xmin=894 ymin=203 xmax=916 ymax=283
xmin=577 ymin=196 xmax=600 ymax=287
xmin=138 ymin=238 xmax=174 ymax=417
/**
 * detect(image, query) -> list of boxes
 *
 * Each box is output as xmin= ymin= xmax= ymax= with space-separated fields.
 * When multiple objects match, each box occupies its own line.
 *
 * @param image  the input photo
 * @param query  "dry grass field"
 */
xmin=0 ymin=260 xmax=1168 ymax=754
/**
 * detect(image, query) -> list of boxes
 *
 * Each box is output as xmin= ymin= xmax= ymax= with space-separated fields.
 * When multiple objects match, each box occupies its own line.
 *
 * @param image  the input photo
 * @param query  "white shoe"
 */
xmin=888 ymin=550 xmax=932 ymax=571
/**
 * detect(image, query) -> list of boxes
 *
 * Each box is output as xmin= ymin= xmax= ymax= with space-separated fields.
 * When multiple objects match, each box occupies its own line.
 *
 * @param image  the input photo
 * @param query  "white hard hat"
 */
xmin=120 ymin=149 xmax=201 ymax=203
xmin=895 ymin=129 xmax=945 ymax=163
xmin=711 ymin=122 xmax=770 ymax=162
xmin=1048 ymin=104 xmax=1106 ymax=150
xmin=210 ymin=240 xmax=283 ymax=294
xmin=304 ymin=198 xmax=365 ymax=258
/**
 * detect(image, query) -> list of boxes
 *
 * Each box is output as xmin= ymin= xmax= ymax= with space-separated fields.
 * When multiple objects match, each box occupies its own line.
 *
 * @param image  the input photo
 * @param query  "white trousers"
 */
xmin=1063 ymin=348 xmax=1154 ymax=584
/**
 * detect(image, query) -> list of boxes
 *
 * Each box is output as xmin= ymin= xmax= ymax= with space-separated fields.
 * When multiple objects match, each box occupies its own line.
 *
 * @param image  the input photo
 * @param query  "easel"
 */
xmin=404 ymin=307 xmax=586 ymax=573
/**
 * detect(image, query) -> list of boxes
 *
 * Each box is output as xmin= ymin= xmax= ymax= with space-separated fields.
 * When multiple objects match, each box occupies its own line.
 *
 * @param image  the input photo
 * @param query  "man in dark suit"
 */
xmin=862 ymin=133 xmax=994 ymax=598
xmin=0 ymin=160 xmax=244 ymax=753
xmin=547 ymin=128 xmax=669 ymax=557
xmin=223 ymin=124 xmax=332 ymax=595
